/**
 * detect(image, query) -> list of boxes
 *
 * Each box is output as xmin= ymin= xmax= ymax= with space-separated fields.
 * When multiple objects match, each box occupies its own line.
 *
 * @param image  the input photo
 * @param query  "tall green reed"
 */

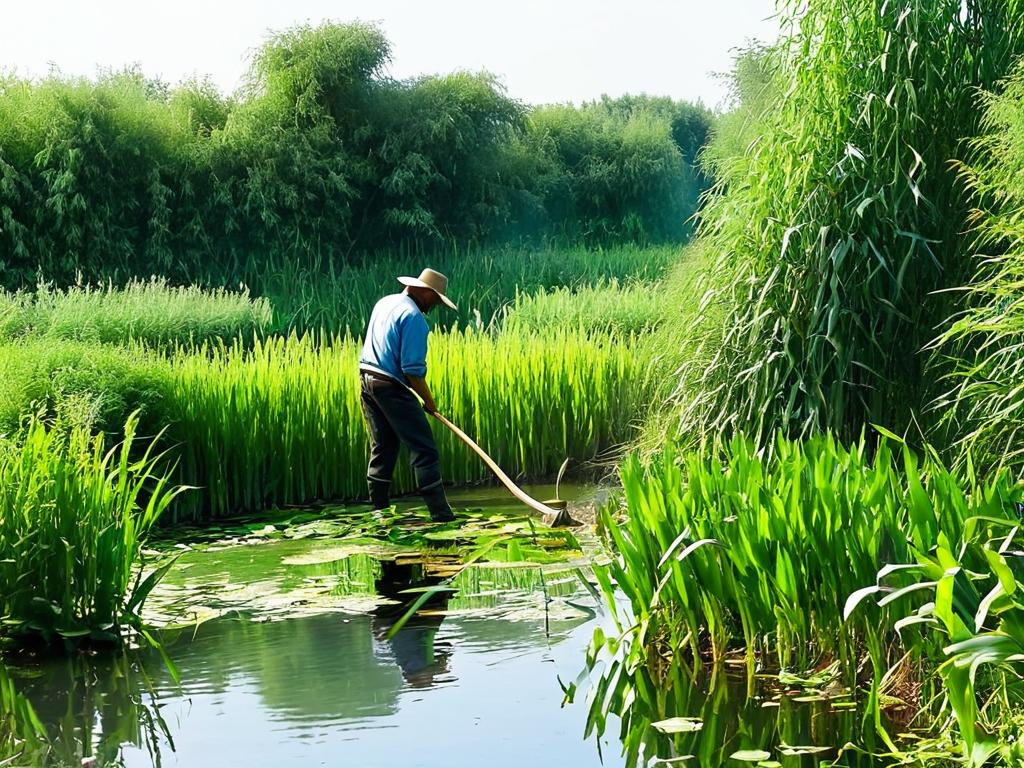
xmin=0 ymin=413 xmax=185 ymax=643
xmin=932 ymin=62 xmax=1024 ymax=477
xmin=167 ymin=328 xmax=655 ymax=519
xmin=677 ymin=0 xmax=1024 ymax=448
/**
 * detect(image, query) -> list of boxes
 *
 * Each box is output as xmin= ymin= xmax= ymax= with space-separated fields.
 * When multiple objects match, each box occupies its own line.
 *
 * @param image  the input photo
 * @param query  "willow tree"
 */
xmin=677 ymin=0 xmax=1024 ymax=446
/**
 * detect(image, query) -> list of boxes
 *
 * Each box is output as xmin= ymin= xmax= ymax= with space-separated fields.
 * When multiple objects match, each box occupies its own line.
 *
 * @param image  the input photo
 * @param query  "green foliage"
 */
xmin=853 ymin=517 xmax=1024 ymax=765
xmin=0 ymin=23 xmax=707 ymax=288
xmin=591 ymin=432 xmax=1018 ymax=690
xmin=933 ymin=62 xmax=1024 ymax=476
xmin=591 ymin=93 xmax=714 ymax=190
xmin=526 ymin=104 xmax=695 ymax=244
xmin=701 ymin=43 xmax=781 ymax=182
xmin=167 ymin=329 xmax=655 ymax=518
xmin=503 ymin=279 xmax=669 ymax=336
xmin=0 ymin=665 xmax=47 ymax=765
xmin=676 ymin=0 xmax=1024 ymax=448
xmin=0 ymin=413 xmax=184 ymax=643
xmin=260 ymin=243 xmax=681 ymax=334
xmin=0 ymin=279 xmax=271 ymax=348
xmin=0 ymin=338 xmax=170 ymax=434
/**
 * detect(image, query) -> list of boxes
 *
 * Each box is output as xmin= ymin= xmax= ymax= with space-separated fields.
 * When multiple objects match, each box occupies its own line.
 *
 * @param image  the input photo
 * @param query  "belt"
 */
xmin=360 ymin=368 xmax=400 ymax=384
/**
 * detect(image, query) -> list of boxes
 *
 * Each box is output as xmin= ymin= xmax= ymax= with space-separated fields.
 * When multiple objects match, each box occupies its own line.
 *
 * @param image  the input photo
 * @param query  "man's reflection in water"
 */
xmin=371 ymin=561 xmax=453 ymax=689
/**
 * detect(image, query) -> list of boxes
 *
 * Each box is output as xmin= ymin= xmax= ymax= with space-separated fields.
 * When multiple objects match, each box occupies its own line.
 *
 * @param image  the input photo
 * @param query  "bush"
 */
xmin=0 ymin=339 xmax=171 ymax=435
xmin=0 ymin=23 xmax=708 ymax=288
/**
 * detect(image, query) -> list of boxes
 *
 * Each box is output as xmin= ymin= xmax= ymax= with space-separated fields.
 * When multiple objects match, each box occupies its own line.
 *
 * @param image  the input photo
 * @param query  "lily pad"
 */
xmin=778 ymin=745 xmax=832 ymax=756
xmin=652 ymin=717 xmax=703 ymax=734
xmin=730 ymin=750 xmax=772 ymax=762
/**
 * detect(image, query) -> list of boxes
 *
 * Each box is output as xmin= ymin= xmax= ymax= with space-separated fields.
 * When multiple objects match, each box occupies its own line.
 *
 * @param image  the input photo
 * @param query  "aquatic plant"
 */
xmin=590 ymin=433 xmax=1019 ymax=682
xmin=0 ymin=413 xmax=185 ymax=643
xmin=676 ymin=0 xmax=1024 ymax=447
xmin=0 ymin=664 xmax=47 ymax=765
xmin=849 ymin=516 xmax=1024 ymax=766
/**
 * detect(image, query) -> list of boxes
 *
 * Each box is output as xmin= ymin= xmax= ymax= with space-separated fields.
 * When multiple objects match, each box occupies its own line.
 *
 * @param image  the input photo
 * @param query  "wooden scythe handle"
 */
xmin=429 ymin=411 xmax=561 ymax=517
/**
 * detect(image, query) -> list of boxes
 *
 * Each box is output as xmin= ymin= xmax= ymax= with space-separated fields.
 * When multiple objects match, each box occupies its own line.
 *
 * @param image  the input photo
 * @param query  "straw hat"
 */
xmin=398 ymin=268 xmax=457 ymax=310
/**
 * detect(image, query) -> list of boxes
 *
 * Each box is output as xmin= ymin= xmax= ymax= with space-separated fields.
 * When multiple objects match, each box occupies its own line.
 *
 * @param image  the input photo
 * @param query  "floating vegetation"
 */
xmin=143 ymin=499 xmax=585 ymax=627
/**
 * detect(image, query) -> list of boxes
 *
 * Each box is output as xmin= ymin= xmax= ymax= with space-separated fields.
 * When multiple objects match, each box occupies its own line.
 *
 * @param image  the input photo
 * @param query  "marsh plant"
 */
xmin=584 ymin=432 xmax=1022 ymax=758
xmin=0 ymin=414 xmax=185 ymax=643
xmin=168 ymin=328 xmax=655 ymax=518
xmin=677 ymin=0 xmax=1024 ymax=447
xmin=932 ymin=61 xmax=1024 ymax=477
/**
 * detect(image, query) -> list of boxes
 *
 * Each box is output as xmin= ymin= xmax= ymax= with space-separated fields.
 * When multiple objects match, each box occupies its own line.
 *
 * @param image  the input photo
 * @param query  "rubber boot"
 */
xmin=368 ymin=479 xmax=391 ymax=511
xmin=421 ymin=484 xmax=455 ymax=523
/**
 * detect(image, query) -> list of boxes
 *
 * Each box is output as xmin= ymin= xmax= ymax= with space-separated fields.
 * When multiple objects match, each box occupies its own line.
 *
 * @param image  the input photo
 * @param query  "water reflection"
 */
xmin=371 ymin=561 xmax=453 ymax=689
xmin=583 ymin=650 xmax=891 ymax=767
xmin=1 ymin=555 xmax=601 ymax=768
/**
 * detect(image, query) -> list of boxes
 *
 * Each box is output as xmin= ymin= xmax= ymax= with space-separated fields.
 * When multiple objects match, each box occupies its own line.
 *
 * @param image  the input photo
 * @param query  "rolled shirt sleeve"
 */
xmin=399 ymin=313 xmax=429 ymax=378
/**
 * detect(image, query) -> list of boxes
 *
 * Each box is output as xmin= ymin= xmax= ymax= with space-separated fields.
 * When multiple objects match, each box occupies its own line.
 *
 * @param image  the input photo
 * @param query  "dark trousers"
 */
xmin=360 ymin=372 xmax=449 ymax=511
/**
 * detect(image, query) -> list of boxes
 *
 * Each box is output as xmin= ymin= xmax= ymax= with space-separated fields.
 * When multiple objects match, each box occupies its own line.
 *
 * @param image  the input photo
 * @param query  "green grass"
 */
xmin=258 ymin=243 xmax=682 ymax=334
xmin=0 ymin=338 xmax=171 ymax=435
xmin=0 ymin=279 xmax=271 ymax=349
xmin=502 ymin=279 xmax=669 ymax=336
xmin=168 ymin=328 xmax=656 ymax=518
xmin=0 ymin=413 xmax=184 ymax=644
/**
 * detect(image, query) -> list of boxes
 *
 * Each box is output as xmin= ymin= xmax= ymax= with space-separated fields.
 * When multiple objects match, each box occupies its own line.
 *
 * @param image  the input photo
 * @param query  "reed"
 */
xmin=931 ymin=62 xmax=1024 ymax=476
xmin=0 ymin=414 xmax=185 ymax=643
xmin=258 ymin=243 xmax=682 ymax=335
xmin=675 ymin=0 xmax=1024 ymax=448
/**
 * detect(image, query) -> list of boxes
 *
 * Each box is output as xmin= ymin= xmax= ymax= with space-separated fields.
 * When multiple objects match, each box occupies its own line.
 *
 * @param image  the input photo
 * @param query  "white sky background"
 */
xmin=1 ymin=0 xmax=779 ymax=110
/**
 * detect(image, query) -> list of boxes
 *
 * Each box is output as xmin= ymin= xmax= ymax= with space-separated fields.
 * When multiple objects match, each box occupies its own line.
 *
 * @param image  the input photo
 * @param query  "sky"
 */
xmin=1 ymin=0 xmax=779 ymax=109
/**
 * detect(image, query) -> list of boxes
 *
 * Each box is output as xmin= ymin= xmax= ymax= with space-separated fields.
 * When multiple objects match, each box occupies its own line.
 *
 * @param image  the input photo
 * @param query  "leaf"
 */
xmin=843 ymin=584 xmax=886 ymax=620
xmin=651 ymin=717 xmax=703 ymax=733
xmin=778 ymin=745 xmax=832 ymax=756
xmin=730 ymin=750 xmax=772 ymax=762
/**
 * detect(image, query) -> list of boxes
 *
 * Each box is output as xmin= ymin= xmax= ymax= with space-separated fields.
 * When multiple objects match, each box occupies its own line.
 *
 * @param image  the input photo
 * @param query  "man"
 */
xmin=359 ymin=268 xmax=456 ymax=522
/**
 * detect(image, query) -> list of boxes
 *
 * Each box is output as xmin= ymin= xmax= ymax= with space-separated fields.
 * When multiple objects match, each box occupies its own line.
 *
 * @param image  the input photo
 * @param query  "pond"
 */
xmin=1 ymin=485 xmax=889 ymax=767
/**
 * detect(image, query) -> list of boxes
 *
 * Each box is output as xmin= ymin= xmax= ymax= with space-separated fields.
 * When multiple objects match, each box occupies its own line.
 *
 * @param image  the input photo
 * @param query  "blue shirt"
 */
xmin=359 ymin=293 xmax=430 ymax=381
